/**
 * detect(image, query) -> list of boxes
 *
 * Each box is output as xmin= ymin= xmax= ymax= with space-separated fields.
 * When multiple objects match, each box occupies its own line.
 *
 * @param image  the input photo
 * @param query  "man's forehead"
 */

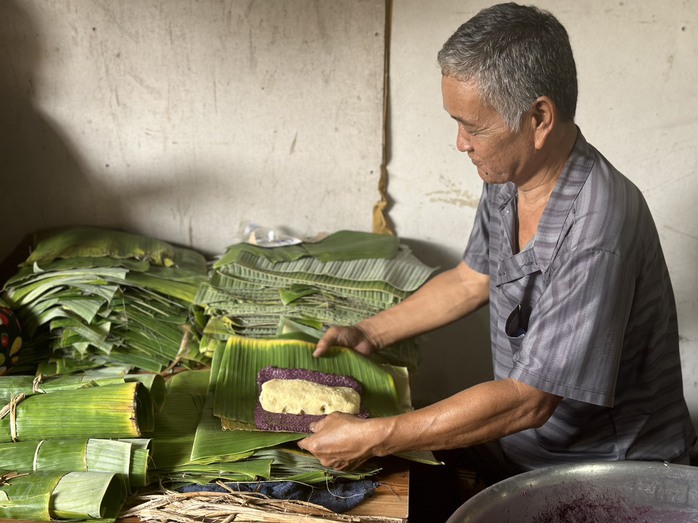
xmin=441 ymin=76 xmax=491 ymax=120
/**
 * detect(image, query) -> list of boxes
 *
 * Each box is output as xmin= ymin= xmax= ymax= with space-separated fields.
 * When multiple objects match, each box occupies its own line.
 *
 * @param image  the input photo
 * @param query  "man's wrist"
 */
xmin=369 ymin=416 xmax=401 ymax=458
xmin=355 ymin=321 xmax=385 ymax=352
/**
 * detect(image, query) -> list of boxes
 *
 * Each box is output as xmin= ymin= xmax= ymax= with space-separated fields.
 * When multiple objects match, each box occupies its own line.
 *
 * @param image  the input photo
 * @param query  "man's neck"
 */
xmin=517 ymin=124 xmax=578 ymax=208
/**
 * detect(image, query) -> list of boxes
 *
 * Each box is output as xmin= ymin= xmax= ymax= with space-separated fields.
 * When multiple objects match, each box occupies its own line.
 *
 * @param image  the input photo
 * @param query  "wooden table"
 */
xmin=346 ymin=466 xmax=409 ymax=522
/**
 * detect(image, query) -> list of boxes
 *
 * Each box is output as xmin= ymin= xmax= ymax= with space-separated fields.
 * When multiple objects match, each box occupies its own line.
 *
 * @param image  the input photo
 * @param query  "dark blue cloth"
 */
xmin=178 ymin=479 xmax=378 ymax=513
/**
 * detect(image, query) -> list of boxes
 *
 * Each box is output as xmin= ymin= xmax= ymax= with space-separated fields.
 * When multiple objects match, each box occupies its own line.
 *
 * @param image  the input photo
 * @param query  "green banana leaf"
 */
xmin=213 ymin=336 xmax=403 ymax=427
xmin=0 ymin=438 xmax=151 ymax=488
xmin=0 ymin=372 xmax=166 ymax=412
xmin=222 ymin=244 xmax=436 ymax=292
xmin=23 ymin=226 xmax=180 ymax=268
xmin=0 ymin=471 xmax=127 ymax=521
xmin=0 ymin=382 xmax=153 ymax=442
xmin=215 ymin=230 xmax=400 ymax=266
xmin=2 ymin=226 xmax=209 ymax=375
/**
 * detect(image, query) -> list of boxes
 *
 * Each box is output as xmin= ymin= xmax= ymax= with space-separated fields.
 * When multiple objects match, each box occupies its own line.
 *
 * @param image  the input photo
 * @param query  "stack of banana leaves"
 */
xmin=195 ymin=230 xmax=437 ymax=371
xmin=1 ymin=226 xmax=209 ymax=375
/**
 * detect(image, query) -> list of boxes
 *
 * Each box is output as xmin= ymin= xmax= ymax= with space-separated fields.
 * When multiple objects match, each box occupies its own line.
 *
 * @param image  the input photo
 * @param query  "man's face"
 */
xmin=441 ymin=75 xmax=536 ymax=185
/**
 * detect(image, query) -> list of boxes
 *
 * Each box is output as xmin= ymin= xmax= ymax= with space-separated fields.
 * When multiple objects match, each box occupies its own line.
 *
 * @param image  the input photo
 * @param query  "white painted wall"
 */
xmin=1 ymin=1 xmax=696 ymax=427
xmin=0 ymin=0 xmax=385 ymax=259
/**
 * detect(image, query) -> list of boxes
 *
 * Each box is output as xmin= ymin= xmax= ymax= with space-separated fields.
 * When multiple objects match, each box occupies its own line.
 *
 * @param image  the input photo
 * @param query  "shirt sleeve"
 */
xmin=508 ymin=246 xmax=636 ymax=407
xmin=463 ymin=183 xmax=491 ymax=275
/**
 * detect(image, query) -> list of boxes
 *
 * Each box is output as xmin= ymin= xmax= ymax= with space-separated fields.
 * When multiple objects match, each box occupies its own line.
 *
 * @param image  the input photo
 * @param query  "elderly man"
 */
xmin=298 ymin=2 xmax=695 ymax=482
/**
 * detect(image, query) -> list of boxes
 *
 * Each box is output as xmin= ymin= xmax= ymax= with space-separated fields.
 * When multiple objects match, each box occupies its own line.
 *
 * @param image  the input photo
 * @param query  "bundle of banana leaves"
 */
xmin=1 ymin=227 xmax=209 ymax=375
xmin=0 ymin=471 xmax=127 ymax=521
xmin=195 ymin=230 xmax=436 ymax=370
xmin=0 ymin=370 xmax=164 ymax=521
xmin=0 ymin=381 xmax=154 ymax=442
xmin=0 ymin=438 xmax=151 ymax=488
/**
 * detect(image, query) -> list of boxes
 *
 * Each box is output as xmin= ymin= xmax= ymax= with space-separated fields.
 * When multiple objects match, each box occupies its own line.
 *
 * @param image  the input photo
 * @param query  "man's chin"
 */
xmin=478 ymin=170 xmax=505 ymax=184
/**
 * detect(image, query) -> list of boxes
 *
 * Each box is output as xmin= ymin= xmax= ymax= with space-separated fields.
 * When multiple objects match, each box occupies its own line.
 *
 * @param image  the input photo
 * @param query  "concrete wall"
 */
xmin=0 ymin=0 xmax=386 ymax=259
xmin=1 ymin=1 xmax=696 ymax=424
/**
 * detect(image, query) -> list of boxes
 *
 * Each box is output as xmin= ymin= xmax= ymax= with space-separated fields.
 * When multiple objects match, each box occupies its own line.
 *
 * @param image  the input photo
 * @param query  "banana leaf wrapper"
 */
xmin=254 ymin=367 xmax=368 ymax=433
xmin=213 ymin=336 xmax=403 ymax=430
xmin=146 ymin=369 xmax=343 ymax=486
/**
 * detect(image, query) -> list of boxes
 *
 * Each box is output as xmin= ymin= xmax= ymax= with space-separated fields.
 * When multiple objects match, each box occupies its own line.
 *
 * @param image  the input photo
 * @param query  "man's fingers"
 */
xmin=312 ymin=341 xmax=328 ymax=358
xmin=313 ymin=326 xmax=343 ymax=358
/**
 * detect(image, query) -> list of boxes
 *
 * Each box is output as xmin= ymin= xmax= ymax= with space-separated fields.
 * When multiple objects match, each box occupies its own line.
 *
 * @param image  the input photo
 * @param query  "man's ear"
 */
xmin=529 ymin=96 xmax=555 ymax=150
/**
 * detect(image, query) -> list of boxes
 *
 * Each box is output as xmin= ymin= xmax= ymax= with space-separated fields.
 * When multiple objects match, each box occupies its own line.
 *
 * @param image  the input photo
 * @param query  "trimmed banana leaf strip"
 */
xmin=160 ymin=459 xmax=273 ymax=488
xmin=195 ymin=232 xmax=433 ymax=371
xmin=221 ymin=245 xmax=435 ymax=292
xmin=254 ymin=447 xmax=382 ymax=483
xmin=213 ymin=336 xmax=403 ymax=427
xmin=0 ymin=471 xmax=127 ymax=521
xmin=2 ymin=226 xmax=209 ymax=374
xmin=215 ymin=263 xmax=413 ymax=302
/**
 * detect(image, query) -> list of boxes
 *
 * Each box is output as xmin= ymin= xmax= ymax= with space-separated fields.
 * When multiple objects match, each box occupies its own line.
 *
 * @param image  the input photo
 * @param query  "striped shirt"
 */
xmin=464 ymin=129 xmax=696 ymax=469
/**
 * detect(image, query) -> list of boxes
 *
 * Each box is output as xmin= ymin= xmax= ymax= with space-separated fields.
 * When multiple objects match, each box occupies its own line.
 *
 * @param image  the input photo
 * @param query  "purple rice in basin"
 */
xmin=255 ymin=367 xmax=368 ymax=433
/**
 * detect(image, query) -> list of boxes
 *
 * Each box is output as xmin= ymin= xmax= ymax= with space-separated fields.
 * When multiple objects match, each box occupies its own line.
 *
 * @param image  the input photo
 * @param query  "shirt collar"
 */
xmin=496 ymin=128 xmax=596 ymax=273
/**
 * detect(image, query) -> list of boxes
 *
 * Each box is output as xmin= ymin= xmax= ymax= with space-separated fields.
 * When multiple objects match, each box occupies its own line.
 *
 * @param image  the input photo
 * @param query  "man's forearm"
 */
xmin=357 ymin=261 xmax=490 ymax=349
xmin=371 ymin=379 xmax=561 ymax=457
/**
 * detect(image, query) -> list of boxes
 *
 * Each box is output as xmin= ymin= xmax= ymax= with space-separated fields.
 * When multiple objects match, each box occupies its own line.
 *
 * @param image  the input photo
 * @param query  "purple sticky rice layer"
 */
xmin=255 ymin=367 xmax=367 ymax=433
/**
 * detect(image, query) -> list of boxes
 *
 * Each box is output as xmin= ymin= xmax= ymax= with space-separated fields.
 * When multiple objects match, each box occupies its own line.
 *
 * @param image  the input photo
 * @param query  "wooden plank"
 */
xmin=346 ymin=466 xmax=409 ymax=521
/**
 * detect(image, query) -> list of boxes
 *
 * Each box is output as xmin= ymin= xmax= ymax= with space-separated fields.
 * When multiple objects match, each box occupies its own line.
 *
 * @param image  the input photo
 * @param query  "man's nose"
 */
xmin=456 ymin=131 xmax=474 ymax=153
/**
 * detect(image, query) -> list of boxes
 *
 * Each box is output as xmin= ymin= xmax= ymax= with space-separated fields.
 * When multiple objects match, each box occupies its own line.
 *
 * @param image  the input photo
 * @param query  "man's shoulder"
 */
xmin=555 ymin=138 xmax=656 ymax=256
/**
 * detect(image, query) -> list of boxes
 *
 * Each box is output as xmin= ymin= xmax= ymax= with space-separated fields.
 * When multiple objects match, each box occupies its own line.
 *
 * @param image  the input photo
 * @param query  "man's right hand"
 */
xmin=312 ymin=325 xmax=379 ymax=358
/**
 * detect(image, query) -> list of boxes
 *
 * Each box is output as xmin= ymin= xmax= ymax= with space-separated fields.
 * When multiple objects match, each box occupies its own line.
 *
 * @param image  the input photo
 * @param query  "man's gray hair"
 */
xmin=437 ymin=2 xmax=578 ymax=132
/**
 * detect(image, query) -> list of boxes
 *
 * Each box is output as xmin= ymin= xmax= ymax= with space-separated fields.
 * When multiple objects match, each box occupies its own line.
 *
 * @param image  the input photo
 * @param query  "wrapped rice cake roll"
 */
xmin=255 ymin=367 xmax=367 ymax=433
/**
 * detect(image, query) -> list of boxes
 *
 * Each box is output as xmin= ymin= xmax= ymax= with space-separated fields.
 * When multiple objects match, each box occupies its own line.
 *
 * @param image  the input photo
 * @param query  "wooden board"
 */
xmin=346 ymin=467 xmax=409 ymax=522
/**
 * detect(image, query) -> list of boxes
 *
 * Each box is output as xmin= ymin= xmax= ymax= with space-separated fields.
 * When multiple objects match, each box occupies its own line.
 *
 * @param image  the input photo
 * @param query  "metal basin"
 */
xmin=447 ymin=461 xmax=698 ymax=522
